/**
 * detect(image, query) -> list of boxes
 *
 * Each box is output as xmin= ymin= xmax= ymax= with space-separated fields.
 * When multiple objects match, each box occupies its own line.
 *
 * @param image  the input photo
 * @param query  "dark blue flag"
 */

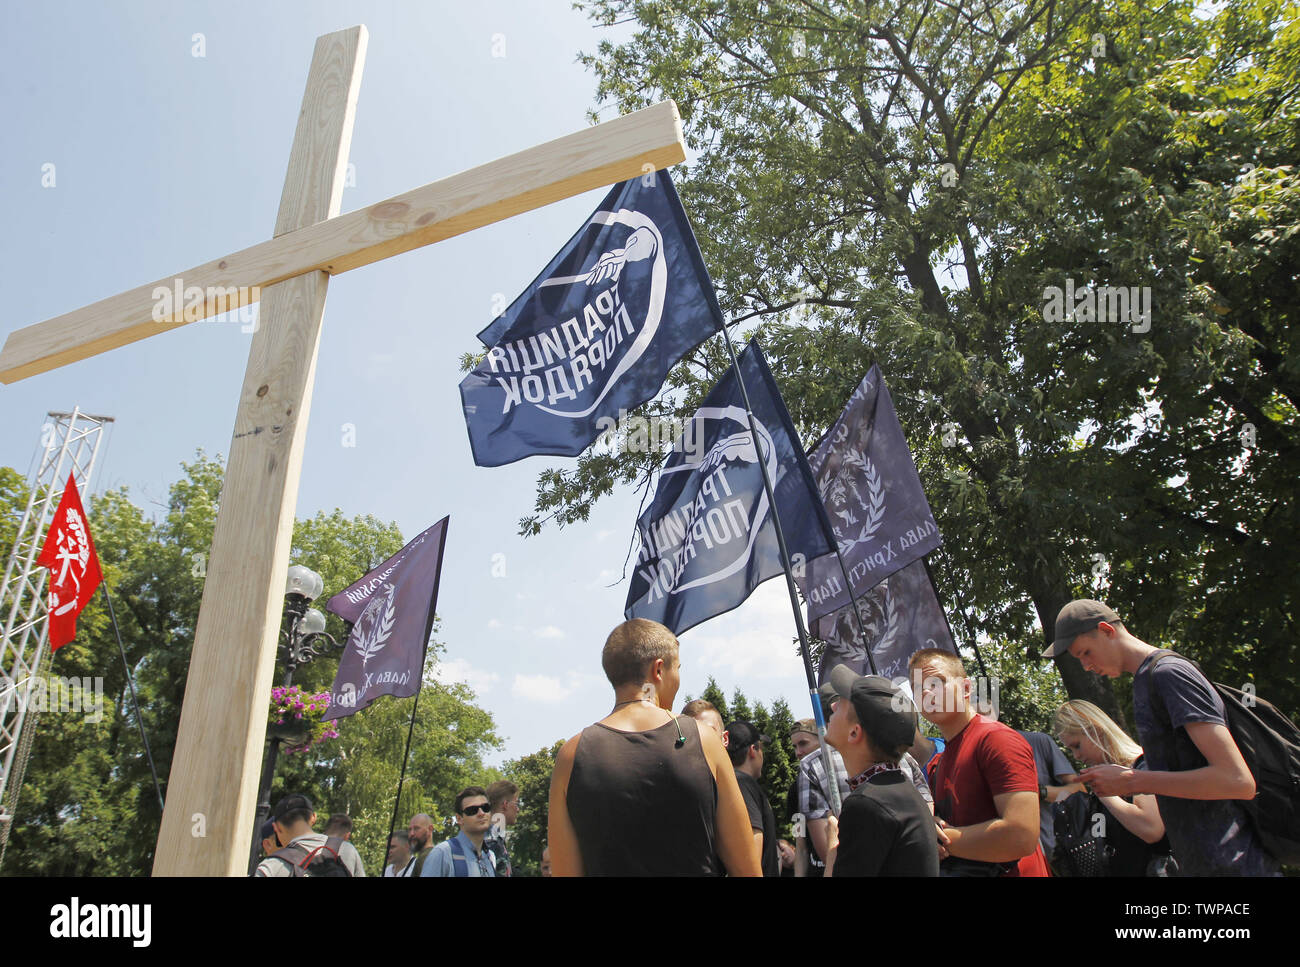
xmin=322 ymin=517 xmax=449 ymax=721
xmin=799 ymin=365 xmax=942 ymax=621
xmin=625 ymin=340 xmax=835 ymax=636
xmin=460 ymin=172 xmax=725 ymax=467
xmin=812 ymin=559 xmax=957 ymax=687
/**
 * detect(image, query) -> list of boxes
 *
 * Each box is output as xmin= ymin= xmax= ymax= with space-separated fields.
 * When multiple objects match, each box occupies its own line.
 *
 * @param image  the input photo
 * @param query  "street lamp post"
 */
xmin=246 ymin=565 xmax=341 ymax=875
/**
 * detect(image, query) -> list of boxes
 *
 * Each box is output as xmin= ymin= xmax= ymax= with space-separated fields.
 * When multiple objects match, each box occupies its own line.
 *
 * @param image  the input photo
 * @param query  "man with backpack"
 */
xmin=408 ymin=813 xmax=436 ymax=876
xmin=254 ymin=793 xmax=367 ymax=877
xmin=1043 ymin=598 xmax=1282 ymax=876
xmin=421 ymin=787 xmax=497 ymax=877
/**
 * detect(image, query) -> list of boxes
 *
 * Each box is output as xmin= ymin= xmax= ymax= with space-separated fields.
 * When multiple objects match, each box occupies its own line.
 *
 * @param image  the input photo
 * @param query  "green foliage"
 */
xmin=687 ymin=676 xmax=800 ymax=837
xmin=700 ymin=676 xmax=730 ymax=719
xmin=970 ymin=638 xmax=1071 ymax=735
xmin=502 ymin=741 xmax=564 ymax=876
xmin=545 ymin=0 xmax=1300 ymax=722
xmin=1 ymin=455 xmax=500 ymax=876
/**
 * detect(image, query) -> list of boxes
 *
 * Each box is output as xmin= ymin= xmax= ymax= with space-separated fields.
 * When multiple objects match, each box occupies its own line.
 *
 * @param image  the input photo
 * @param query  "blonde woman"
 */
xmin=1052 ymin=701 xmax=1172 ymax=876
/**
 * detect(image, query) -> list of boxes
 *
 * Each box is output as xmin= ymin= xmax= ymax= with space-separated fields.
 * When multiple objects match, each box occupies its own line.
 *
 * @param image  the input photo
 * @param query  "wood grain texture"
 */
xmin=0 ymin=100 xmax=685 ymax=383
xmin=151 ymin=25 xmax=367 ymax=877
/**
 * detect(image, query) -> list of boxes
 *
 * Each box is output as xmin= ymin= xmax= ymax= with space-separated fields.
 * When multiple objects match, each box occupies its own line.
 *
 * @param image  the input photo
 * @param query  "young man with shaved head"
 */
xmin=908 ymin=648 xmax=1048 ymax=876
xmin=549 ymin=618 xmax=760 ymax=876
xmin=1044 ymin=598 xmax=1277 ymax=876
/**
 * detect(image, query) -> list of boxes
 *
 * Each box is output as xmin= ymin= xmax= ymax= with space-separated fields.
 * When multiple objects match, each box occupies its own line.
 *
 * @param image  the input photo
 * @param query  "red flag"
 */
xmin=36 ymin=474 xmax=103 ymax=651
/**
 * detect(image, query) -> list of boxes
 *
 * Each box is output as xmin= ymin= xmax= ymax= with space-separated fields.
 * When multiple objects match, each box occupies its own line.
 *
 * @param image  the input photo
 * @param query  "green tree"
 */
xmin=728 ymin=687 xmax=753 ymax=724
xmin=699 ymin=676 xmax=730 ymax=721
xmin=535 ymin=0 xmax=1300 ymax=722
xmin=1 ymin=455 xmax=501 ymax=876
xmin=687 ymin=681 xmax=801 ymax=838
xmin=972 ymin=638 xmax=1070 ymax=735
xmin=502 ymin=740 xmax=564 ymax=876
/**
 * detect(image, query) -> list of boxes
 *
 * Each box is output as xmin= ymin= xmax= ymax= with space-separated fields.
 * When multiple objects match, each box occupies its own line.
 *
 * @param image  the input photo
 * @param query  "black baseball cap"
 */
xmin=726 ymin=721 xmax=771 ymax=752
xmin=271 ymin=793 xmax=314 ymax=821
xmin=1041 ymin=599 xmax=1123 ymax=658
xmin=828 ymin=665 xmax=917 ymax=754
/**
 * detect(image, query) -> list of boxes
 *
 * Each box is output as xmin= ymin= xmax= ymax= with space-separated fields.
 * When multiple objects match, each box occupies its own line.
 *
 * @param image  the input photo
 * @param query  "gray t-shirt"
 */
xmin=1017 ymin=729 xmax=1076 ymax=855
xmin=1133 ymin=653 xmax=1279 ymax=876
xmin=255 ymin=832 xmax=367 ymax=877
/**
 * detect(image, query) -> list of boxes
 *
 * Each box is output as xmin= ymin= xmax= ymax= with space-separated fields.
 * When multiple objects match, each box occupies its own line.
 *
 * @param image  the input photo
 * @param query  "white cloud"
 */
xmin=435 ymin=658 xmax=500 ymax=695
xmin=584 ymin=567 xmax=623 ymax=591
xmin=511 ymin=673 xmax=574 ymax=703
xmin=596 ymin=529 xmax=614 ymax=542
xmin=510 ymin=670 xmax=598 ymax=703
xmin=534 ymin=625 xmax=566 ymax=640
xmin=679 ymin=581 xmax=802 ymax=680
xmin=487 ymin=618 xmax=502 ymax=630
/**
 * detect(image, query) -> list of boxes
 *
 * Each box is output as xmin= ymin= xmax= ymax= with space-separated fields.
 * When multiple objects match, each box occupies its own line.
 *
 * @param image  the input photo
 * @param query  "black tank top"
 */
xmin=567 ymin=714 xmax=720 ymax=876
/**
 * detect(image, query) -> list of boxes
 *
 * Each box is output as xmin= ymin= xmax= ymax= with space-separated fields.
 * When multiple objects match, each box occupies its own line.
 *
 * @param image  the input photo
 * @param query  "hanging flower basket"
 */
xmin=268 ymin=685 xmax=339 ymax=755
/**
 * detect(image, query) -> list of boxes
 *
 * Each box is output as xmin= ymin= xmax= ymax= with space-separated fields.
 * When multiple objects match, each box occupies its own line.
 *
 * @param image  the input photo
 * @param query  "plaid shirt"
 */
xmin=796 ymin=747 xmax=932 ymax=821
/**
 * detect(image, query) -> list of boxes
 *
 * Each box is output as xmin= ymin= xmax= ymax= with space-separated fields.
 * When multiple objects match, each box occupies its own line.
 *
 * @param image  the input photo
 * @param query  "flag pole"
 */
xmin=101 ymin=584 xmax=164 ymax=813
xmin=383 ymin=669 xmax=423 ymax=875
xmin=718 ymin=327 xmax=841 ymax=816
xmin=381 ymin=517 xmax=450 ymax=876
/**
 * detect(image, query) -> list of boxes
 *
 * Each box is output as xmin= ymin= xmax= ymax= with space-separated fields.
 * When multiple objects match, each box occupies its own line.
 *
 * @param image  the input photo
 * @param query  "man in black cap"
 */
xmin=822 ymin=665 xmax=938 ymax=876
xmin=1043 ymin=598 xmax=1277 ymax=876
xmin=254 ymin=793 xmax=366 ymax=877
xmin=728 ymin=720 xmax=779 ymax=876
xmin=258 ymin=819 xmax=280 ymax=858
xmin=796 ymin=681 xmax=935 ymax=872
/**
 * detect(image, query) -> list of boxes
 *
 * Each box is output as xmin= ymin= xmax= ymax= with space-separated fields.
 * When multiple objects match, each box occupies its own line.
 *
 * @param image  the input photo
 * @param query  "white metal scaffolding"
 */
xmin=0 ymin=407 xmax=112 ymax=865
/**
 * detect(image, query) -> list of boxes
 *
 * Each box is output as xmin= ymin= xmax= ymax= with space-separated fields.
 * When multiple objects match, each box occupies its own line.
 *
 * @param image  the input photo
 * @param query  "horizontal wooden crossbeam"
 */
xmin=0 ymin=101 xmax=685 ymax=384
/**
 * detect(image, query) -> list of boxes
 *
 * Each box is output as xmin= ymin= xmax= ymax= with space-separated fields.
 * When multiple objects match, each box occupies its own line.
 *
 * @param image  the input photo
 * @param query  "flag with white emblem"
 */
xmin=812 ymin=559 xmax=957 ymax=686
xmin=323 ymin=517 xmax=449 ymax=721
xmin=460 ymin=172 xmax=724 ymax=467
xmin=36 ymin=474 xmax=103 ymax=651
xmin=799 ymin=365 xmax=942 ymax=622
xmin=625 ymin=340 xmax=835 ymax=635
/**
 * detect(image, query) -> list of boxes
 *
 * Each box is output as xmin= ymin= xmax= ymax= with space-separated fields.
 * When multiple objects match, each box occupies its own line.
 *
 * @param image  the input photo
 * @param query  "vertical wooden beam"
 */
xmin=152 ymin=26 xmax=367 ymax=876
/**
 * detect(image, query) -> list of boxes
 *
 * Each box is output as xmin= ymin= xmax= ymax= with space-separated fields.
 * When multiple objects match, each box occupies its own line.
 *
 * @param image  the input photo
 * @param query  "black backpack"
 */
xmin=268 ymin=836 xmax=353 ymax=877
xmin=1051 ymin=790 xmax=1115 ymax=876
xmin=1146 ymin=650 xmax=1300 ymax=865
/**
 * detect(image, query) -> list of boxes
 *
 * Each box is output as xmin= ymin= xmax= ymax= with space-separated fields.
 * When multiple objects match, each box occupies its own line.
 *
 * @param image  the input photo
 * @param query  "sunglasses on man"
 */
xmin=461 ymin=803 xmax=491 ymax=816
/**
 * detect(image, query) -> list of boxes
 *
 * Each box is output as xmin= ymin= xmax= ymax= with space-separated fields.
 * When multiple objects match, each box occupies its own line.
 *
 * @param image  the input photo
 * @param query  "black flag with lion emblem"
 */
xmin=323 ymin=517 xmax=449 ymax=721
xmin=799 ymin=366 xmax=942 ymax=622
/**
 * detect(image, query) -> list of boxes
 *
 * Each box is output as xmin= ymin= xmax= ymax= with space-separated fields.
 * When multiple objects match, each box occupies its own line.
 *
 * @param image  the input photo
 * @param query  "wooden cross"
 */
xmin=0 ymin=25 xmax=684 ymax=875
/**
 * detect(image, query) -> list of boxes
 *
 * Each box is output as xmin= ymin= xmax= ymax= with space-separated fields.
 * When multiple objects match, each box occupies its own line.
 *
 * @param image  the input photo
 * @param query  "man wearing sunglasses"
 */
xmin=421 ymin=787 xmax=497 ymax=877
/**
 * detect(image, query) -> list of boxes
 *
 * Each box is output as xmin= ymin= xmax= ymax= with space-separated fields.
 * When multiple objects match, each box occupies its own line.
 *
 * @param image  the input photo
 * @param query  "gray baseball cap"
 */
xmin=1041 ymin=599 xmax=1123 ymax=658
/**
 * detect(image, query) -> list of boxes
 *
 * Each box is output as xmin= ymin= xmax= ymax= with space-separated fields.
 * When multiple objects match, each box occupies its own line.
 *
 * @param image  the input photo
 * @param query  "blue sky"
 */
xmin=0 ymin=0 xmax=818 ymax=768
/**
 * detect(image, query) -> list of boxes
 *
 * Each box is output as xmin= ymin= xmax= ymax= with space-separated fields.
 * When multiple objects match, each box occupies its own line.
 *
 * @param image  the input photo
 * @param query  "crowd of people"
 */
xmin=254 ymin=597 xmax=1285 ymax=877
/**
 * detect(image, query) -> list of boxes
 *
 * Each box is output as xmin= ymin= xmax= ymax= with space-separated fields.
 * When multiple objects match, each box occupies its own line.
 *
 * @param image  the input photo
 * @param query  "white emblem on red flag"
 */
xmin=36 ymin=474 xmax=103 ymax=650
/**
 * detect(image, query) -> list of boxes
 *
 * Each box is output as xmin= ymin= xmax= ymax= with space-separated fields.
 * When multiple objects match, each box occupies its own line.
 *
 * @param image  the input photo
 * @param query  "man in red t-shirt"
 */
xmin=907 ymin=649 xmax=1049 ymax=877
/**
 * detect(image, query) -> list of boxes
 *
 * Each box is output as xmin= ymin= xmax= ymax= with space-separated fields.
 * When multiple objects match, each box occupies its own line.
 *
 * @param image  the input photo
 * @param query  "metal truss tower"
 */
xmin=0 ymin=408 xmax=112 ymax=865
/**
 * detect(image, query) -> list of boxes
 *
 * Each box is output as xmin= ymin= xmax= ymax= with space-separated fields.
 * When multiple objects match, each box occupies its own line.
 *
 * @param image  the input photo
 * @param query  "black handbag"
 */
xmin=1051 ymin=791 xmax=1116 ymax=876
